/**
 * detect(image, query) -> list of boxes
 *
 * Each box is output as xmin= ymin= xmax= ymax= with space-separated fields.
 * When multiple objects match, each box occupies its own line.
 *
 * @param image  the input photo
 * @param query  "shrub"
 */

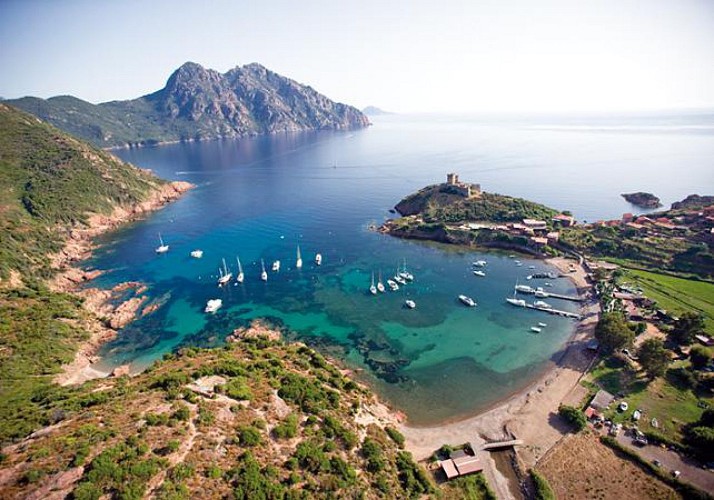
xmin=385 ymin=427 xmax=405 ymax=448
xmin=272 ymin=414 xmax=299 ymax=439
xmin=238 ymin=426 xmax=262 ymax=447
xmin=558 ymin=404 xmax=586 ymax=432
xmin=530 ymin=469 xmax=555 ymax=500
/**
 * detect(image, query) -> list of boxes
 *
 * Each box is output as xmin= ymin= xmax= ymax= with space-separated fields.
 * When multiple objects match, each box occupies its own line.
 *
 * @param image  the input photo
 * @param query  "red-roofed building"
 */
xmin=621 ymin=213 xmax=634 ymax=223
xmin=552 ymin=214 xmax=575 ymax=227
xmin=635 ymin=216 xmax=653 ymax=225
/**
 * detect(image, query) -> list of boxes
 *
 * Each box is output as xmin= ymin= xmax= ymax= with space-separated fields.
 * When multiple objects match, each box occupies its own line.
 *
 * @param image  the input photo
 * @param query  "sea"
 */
xmin=86 ymin=111 xmax=714 ymax=425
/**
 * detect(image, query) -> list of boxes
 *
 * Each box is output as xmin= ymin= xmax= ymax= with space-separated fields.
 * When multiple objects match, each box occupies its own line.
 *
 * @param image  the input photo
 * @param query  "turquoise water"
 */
xmin=87 ymin=112 xmax=714 ymax=424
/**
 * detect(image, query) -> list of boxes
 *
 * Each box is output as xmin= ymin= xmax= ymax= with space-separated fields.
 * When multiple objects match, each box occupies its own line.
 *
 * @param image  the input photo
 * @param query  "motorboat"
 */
xmin=155 ymin=233 xmax=169 ymax=254
xmin=530 ymin=326 xmax=542 ymax=333
xmin=260 ymin=259 xmax=268 ymax=281
xmin=515 ymin=284 xmax=534 ymax=293
xmin=315 ymin=253 xmax=322 ymax=266
xmin=534 ymin=300 xmax=551 ymax=309
xmin=473 ymin=270 xmax=486 ymax=277
xmin=190 ymin=249 xmax=203 ymax=258
xmin=472 ymin=260 xmax=487 ymax=267
xmin=458 ymin=295 xmax=476 ymax=307
xmin=506 ymin=297 xmax=527 ymax=307
xmin=537 ymin=322 xmax=547 ymax=327
xmin=405 ymin=300 xmax=416 ymax=309
xmin=204 ymin=299 xmax=222 ymax=313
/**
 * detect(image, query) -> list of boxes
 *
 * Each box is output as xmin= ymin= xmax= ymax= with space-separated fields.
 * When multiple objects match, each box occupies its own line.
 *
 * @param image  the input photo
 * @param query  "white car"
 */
xmin=619 ymin=401 xmax=629 ymax=412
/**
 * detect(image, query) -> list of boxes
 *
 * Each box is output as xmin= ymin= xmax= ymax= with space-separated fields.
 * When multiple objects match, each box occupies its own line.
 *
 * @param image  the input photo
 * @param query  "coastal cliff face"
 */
xmin=7 ymin=62 xmax=370 ymax=148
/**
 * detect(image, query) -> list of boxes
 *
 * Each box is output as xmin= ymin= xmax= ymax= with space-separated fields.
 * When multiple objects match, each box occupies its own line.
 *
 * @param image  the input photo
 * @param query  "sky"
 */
xmin=1 ymin=0 xmax=714 ymax=113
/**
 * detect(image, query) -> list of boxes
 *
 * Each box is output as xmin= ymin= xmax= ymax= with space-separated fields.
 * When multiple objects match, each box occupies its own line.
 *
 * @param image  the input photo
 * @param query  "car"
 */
xmin=619 ymin=401 xmax=629 ymax=412
xmin=653 ymin=460 xmax=662 ymax=467
xmin=672 ymin=470 xmax=681 ymax=478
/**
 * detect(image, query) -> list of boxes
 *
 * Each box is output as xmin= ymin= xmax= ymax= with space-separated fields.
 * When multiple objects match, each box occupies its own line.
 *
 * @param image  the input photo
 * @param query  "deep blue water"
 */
xmin=86 ymin=112 xmax=714 ymax=424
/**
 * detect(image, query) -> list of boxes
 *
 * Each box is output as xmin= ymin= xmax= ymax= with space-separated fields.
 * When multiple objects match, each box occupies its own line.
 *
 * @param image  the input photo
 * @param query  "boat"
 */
xmin=217 ymin=258 xmax=232 ymax=285
xmin=236 ymin=257 xmax=244 ymax=283
xmin=272 ymin=260 xmax=281 ymax=272
xmin=515 ymin=284 xmax=534 ymax=293
xmin=394 ymin=275 xmax=406 ymax=285
xmin=155 ymin=233 xmax=169 ymax=253
xmin=405 ymin=299 xmax=416 ymax=309
xmin=315 ymin=253 xmax=322 ymax=266
xmin=534 ymin=288 xmax=548 ymax=298
xmin=632 ymin=410 xmax=642 ymax=421
xmin=377 ymin=271 xmax=385 ymax=293
xmin=458 ymin=295 xmax=476 ymax=307
xmin=534 ymin=300 xmax=551 ymax=309
xmin=190 ymin=249 xmax=203 ymax=258
xmin=473 ymin=270 xmax=486 ymax=277
xmin=399 ymin=259 xmax=414 ymax=281
xmin=473 ymin=260 xmax=487 ymax=267
xmin=204 ymin=298 xmax=222 ymax=313
xmin=369 ymin=272 xmax=377 ymax=295
xmin=529 ymin=265 xmax=536 ymax=270
xmin=538 ymin=322 xmax=547 ymax=327
xmin=296 ymin=245 xmax=303 ymax=269
xmin=514 ymin=260 xmax=522 ymax=267
xmin=387 ymin=279 xmax=399 ymax=291
xmin=506 ymin=297 xmax=527 ymax=307
xmin=530 ymin=326 xmax=542 ymax=333
xmin=260 ymin=259 xmax=268 ymax=281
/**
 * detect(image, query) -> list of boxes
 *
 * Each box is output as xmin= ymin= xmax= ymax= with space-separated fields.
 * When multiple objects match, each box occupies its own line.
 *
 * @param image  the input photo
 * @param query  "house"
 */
xmin=695 ymin=334 xmax=714 ymax=347
xmin=546 ymin=231 xmax=560 ymax=244
xmin=589 ymin=389 xmax=615 ymax=410
xmin=530 ymin=236 xmax=548 ymax=247
xmin=438 ymin=448 xmax=484 ymax=480
xmin=621 ymin=213 xmax=635 ymax=223
xmin=552 ymin=214 xmax=575 ymax=227
xmin=523 ymin=218 xmax=547 ymax=230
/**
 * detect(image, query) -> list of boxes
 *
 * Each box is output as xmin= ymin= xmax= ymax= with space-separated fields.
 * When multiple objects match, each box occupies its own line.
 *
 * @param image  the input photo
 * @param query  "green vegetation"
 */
xmin=557 ymin=404 xmax=587 ymax=432
xmin=637 ymin=339 xmax=670 ymax=379
xmin=530 ymin=469 xmax=555 ymax=500
xmin=594 ymin=312 xmax=634 ymax=353
xmin=439 ymin=474 xmax=496 ymax=500
xmin=683 ymin=409 xmax=714 ymax=462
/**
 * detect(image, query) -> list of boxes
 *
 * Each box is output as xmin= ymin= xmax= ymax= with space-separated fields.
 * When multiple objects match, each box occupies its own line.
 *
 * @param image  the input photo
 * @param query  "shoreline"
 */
xmin=51 ymin=180 xmax=193 ymax=386
xmin=399 ymin=256 xmax=599 ymax=493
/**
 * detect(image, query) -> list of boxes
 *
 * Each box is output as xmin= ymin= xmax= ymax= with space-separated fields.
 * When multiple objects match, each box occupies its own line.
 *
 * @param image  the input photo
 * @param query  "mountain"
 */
xmin=6 ymin=62 xmax=370 ymax=148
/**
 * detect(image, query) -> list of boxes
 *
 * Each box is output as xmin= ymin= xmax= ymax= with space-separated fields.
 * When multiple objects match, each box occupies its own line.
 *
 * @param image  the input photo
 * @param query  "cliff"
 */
xmin=7 ymin=62 xmax=370 ymax=148
xmin=621 ymin=192 xmax=661 ymax=209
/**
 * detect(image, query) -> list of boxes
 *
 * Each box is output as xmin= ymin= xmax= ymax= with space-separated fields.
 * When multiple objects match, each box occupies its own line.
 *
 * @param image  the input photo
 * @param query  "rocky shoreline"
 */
xmin=51 ymin=180 xmax=193 ymax=386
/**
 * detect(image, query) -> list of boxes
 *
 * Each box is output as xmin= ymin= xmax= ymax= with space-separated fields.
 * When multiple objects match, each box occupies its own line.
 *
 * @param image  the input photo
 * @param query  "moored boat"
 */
xmin=236 ymin=257 xmax=244 ymax=283
xmin=458 ymin=294 xmax=476 ymax=307
xmin=387 ymin=279 xmax=399 ymax=291
xmin=377 ymin=271 xmax=385 ymax=293
xmin=533 ymin=300 xmax=551 ymax=309
xmin=473 ymin=270 xmax=486 ymax=277
xmin=506 ymin=297 xmax=527 ymax=307
xmin=530 ymin=326 xmax=542 ymax=333
xmin=204 ymin=298 xmax=222 ymax=313
xmin=538 ymin=322 xmax=547 ymax=327
xmin=218 ymin=258 xmax=232 ymax=285
xmin=405 ymin=299 xmax=416 ymax=309
xmin=272 ymin=260 xmax=280 ymax=272
xmin=296 ymin=245 xmax=303 ymax=269
xmin=473 ymin=260 xmax=487 ymax=267
xmin=155 ymin=233 xmax=169 ymax=254
xmin=315 ymin=253 xmax=322 ymax=265
xmin=369 ymin=272 xmax=377 ymax=295
xmin=260 ymin=259 xmax=268 ymax=281
xmin=190 ymin=249 xmax=203 ymax=258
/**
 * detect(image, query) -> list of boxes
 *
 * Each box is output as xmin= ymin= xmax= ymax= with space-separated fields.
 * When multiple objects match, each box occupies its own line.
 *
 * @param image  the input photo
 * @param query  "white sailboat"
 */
xmin=236 ymin=256 xmax=244 ymax=283
xmin=377 ymin=271 xmax=385 ymax=293
xmin=506 ymin=281 xmax=527 ymax=307
xmin=315 ymin=253 xmax=322 ymax=266
xmin=399 ymin=259 xmax=414 ymax=281
xmin=387 ymin=279 xmax=399 ymax=291
xmin=272 ymin=260 xmax=281 ymax=272
xmin=296 ymin=245 xmax=303 ymax=269
xmin=394 ymin=265 xmax=406 ymax=285
xmin=369 ymin=272 xmax=377 ymax=295
xmin=204 ymin=298 xmax=222 ymax=313
xmin=218 ymin=258 xmax=232 ymax=285
xmin=473 ymin=270 xmax=486 ymax=277
xmin=405 ymin=299 xmax=416 ymax=309
xmin=155 ymin=233 xmax=169 ymax=253
xmin=473 ymin=260 xmax=487 ymax=267
xmin=260 ymin=259 xmax=268 ymax=281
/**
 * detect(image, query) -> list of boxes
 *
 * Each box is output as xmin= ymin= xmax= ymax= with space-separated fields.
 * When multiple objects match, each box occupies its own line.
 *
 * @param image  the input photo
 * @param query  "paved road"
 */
xmin=614 ymin=432 xmax=714 ymax=493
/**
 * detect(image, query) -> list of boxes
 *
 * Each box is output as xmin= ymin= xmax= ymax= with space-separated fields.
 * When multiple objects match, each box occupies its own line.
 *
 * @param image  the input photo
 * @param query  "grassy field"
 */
xmin=586 ymin=357 xmax=713 ymax=444
xmin=620 ymin=268 xmax=714 ymax=333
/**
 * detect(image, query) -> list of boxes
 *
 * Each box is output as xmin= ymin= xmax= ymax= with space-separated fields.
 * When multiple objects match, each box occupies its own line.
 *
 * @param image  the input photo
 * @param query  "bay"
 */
xmin=87 ymin=112 xmax=714 ymax=424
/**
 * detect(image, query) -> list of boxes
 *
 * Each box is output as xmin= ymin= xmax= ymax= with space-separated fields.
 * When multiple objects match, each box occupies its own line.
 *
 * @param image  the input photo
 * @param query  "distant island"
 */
xmin=6 ymin=62 xmax=370 ymax=148
xmin=621 ymin=192 xmax=661 ymax=208
xmin=362 ymin=106 xmax=392 ymax=116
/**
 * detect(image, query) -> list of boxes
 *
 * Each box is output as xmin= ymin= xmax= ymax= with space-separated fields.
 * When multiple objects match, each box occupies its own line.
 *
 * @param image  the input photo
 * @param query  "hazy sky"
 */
xmin=1 ymin=0 xmax=713 ymax=113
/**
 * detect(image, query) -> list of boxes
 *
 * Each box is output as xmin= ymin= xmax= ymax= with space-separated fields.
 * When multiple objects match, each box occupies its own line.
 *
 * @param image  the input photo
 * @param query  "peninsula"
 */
xmin=6 ymin=62 xmax=370 ymax=149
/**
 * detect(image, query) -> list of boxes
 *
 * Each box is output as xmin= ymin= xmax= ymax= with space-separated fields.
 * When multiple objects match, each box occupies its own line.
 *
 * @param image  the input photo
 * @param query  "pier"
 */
xmin=524 ymin=303 xmax=581 ymax=319
xmin=515 ymin=289 xmax=583 ymax=302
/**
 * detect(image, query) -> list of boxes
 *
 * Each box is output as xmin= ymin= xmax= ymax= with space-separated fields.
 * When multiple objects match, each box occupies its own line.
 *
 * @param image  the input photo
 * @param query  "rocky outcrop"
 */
xmin=8 ymin=63 xmax=370 ymax=148
xmin=670 ymin=194 xmax=714 ymax=211
xmin=621 ymin=192 xmax=661 ymax=209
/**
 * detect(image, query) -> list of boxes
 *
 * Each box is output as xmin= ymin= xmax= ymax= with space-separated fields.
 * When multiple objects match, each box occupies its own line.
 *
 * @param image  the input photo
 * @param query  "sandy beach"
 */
xmin=400 ymin=256 xmax=600 ymax=498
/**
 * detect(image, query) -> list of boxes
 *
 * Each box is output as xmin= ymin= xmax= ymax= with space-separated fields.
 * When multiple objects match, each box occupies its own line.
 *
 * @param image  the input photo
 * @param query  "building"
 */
xmin=589 ymin=389 xmax=615 ymax=410
xmin=438 ymin=448 xmax=484 ymax=480
xmin=445 ymin=173 xmax=480 ymax=198
xmin=552 ymin=213 xmax=575 ymax=227
xmin=522 ymin=218 xmax=547 ymax=230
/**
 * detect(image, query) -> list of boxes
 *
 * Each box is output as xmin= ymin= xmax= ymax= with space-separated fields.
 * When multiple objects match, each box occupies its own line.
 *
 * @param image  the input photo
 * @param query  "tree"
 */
xmin=671 ymin=312 xmax=705 ymax=345
xmin=637 ymin=339 xmax=669 ymax=379
xmin=690 ymin=345 xmax=712 ymax=370
xmin=558 ymin=405 xmax=586 ymax=432
xmin=595 ymin=313 xmax=634 ymax=353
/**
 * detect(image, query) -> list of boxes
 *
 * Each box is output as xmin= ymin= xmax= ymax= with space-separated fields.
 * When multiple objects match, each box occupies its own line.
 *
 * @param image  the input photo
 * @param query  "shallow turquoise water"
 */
xmin=87 ymin=112 xmax=713 ymax=424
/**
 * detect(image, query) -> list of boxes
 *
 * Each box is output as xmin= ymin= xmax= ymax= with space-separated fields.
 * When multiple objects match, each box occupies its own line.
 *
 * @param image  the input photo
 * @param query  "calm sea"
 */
xmin=87 ymin=111 xmax=714 ymax=424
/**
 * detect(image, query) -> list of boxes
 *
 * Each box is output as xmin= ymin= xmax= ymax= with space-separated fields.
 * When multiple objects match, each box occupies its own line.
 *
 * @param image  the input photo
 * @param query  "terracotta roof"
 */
xmin=439 ymin=460 xmax=459 ymax=479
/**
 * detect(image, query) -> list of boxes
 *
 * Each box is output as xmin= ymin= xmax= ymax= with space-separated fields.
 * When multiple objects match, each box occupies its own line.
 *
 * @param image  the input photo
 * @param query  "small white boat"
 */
xmin=538 ymin=322 xmax=547 ymax=328
xmin=530 ymin=326 xmax=542 ymax=333
xmin=473 ymin=270 xmax=486 ymax=277
xmin=526 ymin=275 xmax=533 ymax=280
xmin=260 ymin=259 xmax=268 ymax=281
xmin=369 ymin=272 xmax=377 ymax=295
xmin=459 ymin=294 xmax=476 ymax=307
xmin=405 ymin=300 xmax=416 ymax=309
xmin=236 ymin=257 xmax=244 ymax=283
xmin=296 ymin=245 xmax=303 ymax=269
xmin=514 ymin=260 xmax=522 ymax=267
xmin=190 ymin=249 xmax=203 ymax=258
xmin=387 ymin=279 xmax=399 ymax=291
xmin=534 ymin=300 xmax=551 ymax=309
xmin=394 ymin=275 xmax=406 ymax=285
xmin=400 ymin=259 xmax=414 ymax=281
xmin=545 ymin=282 xmax=553 ymax=287
xmin=529 ymin=265 xmax=536 ymax=270
xmin=315 ymin=253 xmax=322 ymax=266
xmin=155 ymin=233 xmax=169 ymax=254
xmin=377 ymin=271 xmax=385 ymax=293
xmin=473 ymin=260 xmax=487 ymax=267
xmin=272 ymin=260 xmax=281 ymax=272
xmin=515 ymin=284 xmax=534 ymax=293
xmin=534 ymin=289 xmax=548 ymax=298
xmin=204 ymin=298 xmax=222 ymax=313
xmin=506 ymin=297 xmax=527 ymax=307
xmin=218 ymin=258 xmax=232 ymax=285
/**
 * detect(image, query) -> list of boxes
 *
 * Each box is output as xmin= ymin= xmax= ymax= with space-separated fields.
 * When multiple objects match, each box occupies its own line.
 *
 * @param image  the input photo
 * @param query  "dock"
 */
xmin=481 ymin=439 xmax=524 ymax=451
xmin=524 ymin=303 xmax=581 ymax=319
xmin=515 ymin=289 xmax=583 ymax=302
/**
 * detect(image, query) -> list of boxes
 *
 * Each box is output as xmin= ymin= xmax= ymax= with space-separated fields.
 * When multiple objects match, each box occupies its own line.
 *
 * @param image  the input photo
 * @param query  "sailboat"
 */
xmin=296 ymin=245 xmax=303 ymax=269
xmin=236 ymin=256 xmax=244 ymax=283
xmin=393 ymin=265 xmax=406 ymax=285
xmin=377 ymin=271 xmax=385 ymax=293
xmin=260 ymin=259 xmax=268 ymax=281
xmin=155 ymin=233 xmax=169 ymax=253
xmin=315 ymin=253 xmax=322 ymax=266
xmin=369 ymin=272 xmax=377 ymax=295
xmin=399 ymin=259 xmax=414 ymax=281
xmin=217 ymin=258 xmax=232 ymax=285
xmin=506 ymin=280 xmax=526 ymax=307
xmin=272 ymin=260 xmax=281 ymax=272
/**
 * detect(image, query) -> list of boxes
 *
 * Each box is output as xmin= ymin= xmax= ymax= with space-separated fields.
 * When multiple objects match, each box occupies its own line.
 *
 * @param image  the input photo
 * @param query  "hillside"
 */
xmin=6 ymin=62 xmax=370 ymax=148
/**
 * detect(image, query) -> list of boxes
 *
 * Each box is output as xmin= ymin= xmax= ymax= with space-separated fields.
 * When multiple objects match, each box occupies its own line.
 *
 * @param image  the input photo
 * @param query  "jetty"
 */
xmin=481 ymin=439 xmax=524 ymax=451
xmin=525 ymin=303 xmax=581 ymax=319
xmin=515 ymin=288 xmax=583 ymax=302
